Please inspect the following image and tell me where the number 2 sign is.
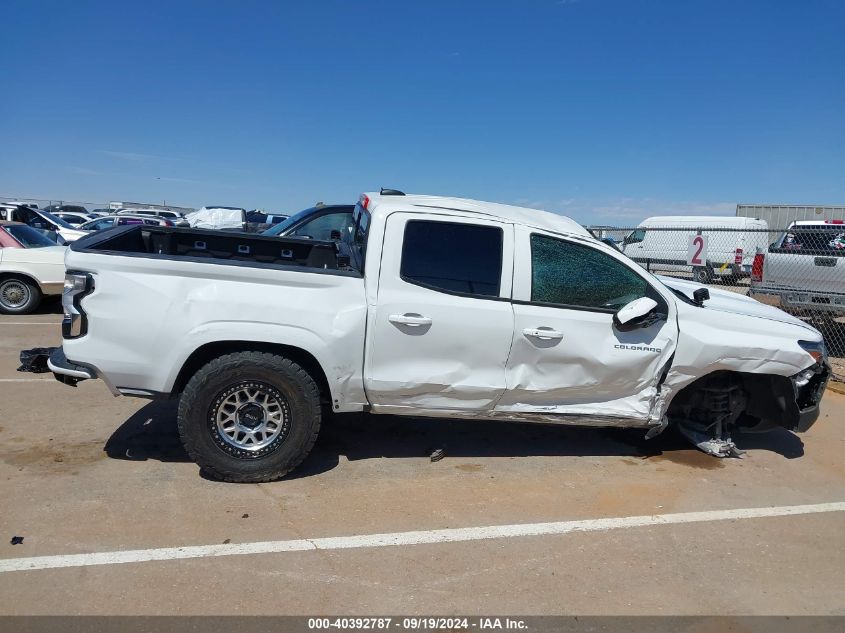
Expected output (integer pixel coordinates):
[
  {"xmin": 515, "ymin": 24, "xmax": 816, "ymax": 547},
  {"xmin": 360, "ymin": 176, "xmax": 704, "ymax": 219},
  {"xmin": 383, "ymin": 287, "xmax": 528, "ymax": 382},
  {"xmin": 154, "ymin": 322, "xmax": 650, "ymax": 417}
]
[{"xmin": 687, "ymin": 234, "xmax": 708, "ymax": 265}]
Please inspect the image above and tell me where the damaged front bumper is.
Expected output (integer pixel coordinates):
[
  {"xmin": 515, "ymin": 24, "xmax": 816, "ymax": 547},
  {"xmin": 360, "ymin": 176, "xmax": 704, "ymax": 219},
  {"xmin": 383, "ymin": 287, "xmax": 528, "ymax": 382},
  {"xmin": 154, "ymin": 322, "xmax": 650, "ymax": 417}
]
[
  {"xmin": 790, "ymin": 361, "xmax": 831, "ymax": 433},
  {"xmin": 674, "ymin": 361, "xmax": 831, "ymax": 458}
]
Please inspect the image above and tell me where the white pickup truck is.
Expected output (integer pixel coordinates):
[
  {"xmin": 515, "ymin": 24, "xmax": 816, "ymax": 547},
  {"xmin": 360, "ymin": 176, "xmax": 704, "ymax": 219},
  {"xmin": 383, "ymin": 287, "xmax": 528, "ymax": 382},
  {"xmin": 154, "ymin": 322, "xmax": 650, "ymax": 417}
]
[
  {"xmin": 750, "ymin": 220, "xmax": 845, "ymax": 320},
  {"xmin": 47, "ymin": 191, "xmax": 830, "ymax": 481}
]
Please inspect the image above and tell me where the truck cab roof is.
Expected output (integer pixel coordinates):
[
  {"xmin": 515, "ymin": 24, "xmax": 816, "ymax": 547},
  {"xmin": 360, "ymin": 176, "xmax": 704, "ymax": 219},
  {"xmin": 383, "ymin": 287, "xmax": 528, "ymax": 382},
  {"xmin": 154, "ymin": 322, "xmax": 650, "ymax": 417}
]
[{"xmin": 362, "ymin": 192, "xmax": 592, "ymax": 239}]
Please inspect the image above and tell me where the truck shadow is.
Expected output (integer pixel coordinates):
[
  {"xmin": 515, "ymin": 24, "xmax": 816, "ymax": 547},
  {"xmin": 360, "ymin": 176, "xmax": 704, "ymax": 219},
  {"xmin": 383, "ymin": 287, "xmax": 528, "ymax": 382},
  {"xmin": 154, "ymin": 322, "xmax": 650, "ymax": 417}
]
[
  {"xmin": 31, "ymin": 296, "xmax": 63, "ymax": 315},
  {"xmin": 104, "ymin": 402, "xmax": 805, "ymax": 478}
]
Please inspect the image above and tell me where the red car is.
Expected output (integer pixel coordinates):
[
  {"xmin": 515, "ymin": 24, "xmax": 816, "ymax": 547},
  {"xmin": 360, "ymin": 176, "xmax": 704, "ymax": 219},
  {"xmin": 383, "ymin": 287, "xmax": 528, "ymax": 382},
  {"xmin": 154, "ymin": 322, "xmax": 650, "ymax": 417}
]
[{"xmin": 0, "ymin": 221, "xmax": 59, "ymax": 249}]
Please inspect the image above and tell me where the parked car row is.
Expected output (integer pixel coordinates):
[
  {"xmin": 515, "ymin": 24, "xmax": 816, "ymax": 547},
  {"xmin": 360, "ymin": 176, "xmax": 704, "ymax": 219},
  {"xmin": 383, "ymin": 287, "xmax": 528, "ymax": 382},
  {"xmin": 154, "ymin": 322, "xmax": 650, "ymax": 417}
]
[
  {"xmin": 0, "ymin": 203, "xmax": 88, "ymax": 242},
  {"xmin": 0, "ymin": 199, "xmax": 346, "ymax": 314},
  {"xmin": 80, "ymin": 215, "xmax": 176, "ymax": 231},
  {"xmin": 3, "ymin": 201, "xmax": 298, "ymax": 233}
]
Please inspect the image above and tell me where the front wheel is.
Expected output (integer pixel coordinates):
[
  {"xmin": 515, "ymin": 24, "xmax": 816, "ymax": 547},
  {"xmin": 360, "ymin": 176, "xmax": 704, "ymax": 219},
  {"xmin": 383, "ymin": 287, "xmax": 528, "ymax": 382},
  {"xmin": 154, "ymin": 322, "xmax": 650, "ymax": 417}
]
[
  {"xmin": 177, "ymin": 351, "xmax": 321, "ymax": 482},
  {"xmin": 0, "ymin": 276, "xmax": 42, "ymax": 314}
]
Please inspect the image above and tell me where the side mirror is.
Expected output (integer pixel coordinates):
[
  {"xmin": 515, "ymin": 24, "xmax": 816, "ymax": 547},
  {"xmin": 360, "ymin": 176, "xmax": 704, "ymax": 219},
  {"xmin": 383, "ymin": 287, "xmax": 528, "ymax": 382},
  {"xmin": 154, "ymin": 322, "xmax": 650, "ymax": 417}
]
[
  {"xmin": 693, "ymin": 287, "xmax": 710, "ymax": 306},
  {"xmin": 613, "ymin": 297, "xmax": 661, "ymax": 331}
]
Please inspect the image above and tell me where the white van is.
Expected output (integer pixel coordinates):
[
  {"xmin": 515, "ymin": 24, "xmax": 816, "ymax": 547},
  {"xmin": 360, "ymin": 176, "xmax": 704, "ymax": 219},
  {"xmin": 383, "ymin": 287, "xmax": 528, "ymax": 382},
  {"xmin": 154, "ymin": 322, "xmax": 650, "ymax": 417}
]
[{"xmin": 621, "ymin": 216, "xmax": 770, "ymax": 283}]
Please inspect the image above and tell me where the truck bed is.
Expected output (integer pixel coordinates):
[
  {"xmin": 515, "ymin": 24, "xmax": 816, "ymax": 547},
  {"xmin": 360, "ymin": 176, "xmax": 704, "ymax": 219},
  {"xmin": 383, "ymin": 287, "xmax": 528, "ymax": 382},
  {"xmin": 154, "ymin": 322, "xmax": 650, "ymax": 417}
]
[{"xmin": 70, "ymin": 225, "xmax": 342, "ymax": 271}]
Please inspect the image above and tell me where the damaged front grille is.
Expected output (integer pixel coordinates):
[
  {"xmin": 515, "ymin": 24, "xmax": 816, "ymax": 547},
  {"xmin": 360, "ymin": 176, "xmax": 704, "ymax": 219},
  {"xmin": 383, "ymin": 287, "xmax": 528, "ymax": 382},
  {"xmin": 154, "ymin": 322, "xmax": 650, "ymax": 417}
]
[{"xmin": 793, "ymin": 363, "xmax": 829, "ymax": 411}]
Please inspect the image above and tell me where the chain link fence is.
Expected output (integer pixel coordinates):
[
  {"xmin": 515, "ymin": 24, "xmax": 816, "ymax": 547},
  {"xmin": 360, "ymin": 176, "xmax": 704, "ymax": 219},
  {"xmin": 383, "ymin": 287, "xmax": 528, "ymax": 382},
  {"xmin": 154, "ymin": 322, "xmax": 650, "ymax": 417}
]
[
  {"xmin": 588, "ymin": 224, "xmax": 845, "ymax": 381},
  {"xmin": 0, "ymin": 196, "xmax": 195, "ymax": 215},
  {"xmin": 0, "ymin": 196, "xmax": 110, "ymax": 212}
]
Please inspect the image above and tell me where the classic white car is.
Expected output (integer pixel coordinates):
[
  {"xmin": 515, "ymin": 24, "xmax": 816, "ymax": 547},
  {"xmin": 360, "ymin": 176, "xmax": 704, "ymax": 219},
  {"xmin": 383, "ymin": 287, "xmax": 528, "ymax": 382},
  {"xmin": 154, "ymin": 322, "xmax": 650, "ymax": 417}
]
[{"xmin": 0, "ymin": 221, "xmax": 66, "ymax": 314}]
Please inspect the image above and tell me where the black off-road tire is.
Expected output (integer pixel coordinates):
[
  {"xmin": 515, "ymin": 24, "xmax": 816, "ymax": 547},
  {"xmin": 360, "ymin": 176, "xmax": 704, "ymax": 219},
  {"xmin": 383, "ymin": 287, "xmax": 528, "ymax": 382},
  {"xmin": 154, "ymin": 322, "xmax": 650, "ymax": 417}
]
[
  {"xmin": 177, "ymin": 351, "xmax": 321, "ymax": 482},
  {"xmin": 0, "ymin": 275, "xmax": 42, "ymax": 314}
]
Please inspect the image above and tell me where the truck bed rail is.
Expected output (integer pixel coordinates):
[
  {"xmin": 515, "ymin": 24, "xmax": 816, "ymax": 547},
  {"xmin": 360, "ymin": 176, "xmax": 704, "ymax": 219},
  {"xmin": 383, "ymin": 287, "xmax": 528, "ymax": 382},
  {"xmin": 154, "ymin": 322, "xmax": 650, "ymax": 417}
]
[{"xmin": 70, "ymin": 225, "xmax": 343, "ymax": 271}]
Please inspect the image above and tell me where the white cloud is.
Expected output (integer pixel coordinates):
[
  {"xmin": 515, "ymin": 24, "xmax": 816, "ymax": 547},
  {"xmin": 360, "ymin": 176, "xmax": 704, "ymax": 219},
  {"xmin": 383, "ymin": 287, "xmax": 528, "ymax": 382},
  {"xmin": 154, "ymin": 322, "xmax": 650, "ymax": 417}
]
[
  {"xmin": 156, "ymin": 176, "xmax": 234, "ymax": 188},
  {"xmin": 65, "ymin": 166, "xmax": 109, "ymax": 176},
  {"xmin": 95, "ymin": 150, "xmax": 177, "ymax": 162}
]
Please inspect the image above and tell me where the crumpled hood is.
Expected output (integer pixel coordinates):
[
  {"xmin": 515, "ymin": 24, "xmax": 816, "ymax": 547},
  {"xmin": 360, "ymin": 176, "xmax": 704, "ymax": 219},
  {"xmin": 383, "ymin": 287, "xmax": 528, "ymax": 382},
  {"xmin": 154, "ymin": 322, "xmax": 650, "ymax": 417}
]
[{"xmin": 657, "ymin": 275, "xmax": 819, "ymax": 334}]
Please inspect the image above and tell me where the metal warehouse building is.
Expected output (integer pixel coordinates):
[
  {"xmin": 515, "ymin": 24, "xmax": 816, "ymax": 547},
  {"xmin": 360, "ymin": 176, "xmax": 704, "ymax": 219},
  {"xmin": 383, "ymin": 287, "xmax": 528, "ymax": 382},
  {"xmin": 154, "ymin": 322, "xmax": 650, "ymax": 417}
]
[{"xmin": 736, "ymin": 204, "xmax": 845, "ymax": 228}]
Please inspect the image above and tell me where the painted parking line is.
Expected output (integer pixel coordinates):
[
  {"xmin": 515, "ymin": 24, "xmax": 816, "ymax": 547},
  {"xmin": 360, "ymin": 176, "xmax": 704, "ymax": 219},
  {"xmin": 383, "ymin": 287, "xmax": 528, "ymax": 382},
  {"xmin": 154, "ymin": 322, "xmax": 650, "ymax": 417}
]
[{"xmin": 1, "ymin": 501, "xmax": 843, "ymax": 574}]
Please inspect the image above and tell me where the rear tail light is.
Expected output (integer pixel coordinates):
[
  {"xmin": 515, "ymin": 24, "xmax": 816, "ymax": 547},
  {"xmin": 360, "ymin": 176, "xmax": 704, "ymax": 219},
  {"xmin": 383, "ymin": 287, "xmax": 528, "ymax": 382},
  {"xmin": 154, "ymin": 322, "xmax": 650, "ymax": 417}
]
[
  {"xmin": 359, "ymin": 194, "xmax": 370, "ymax": 210},
  {"xmin": 751, "ymin": 253, "xmax": 764, "ymax": 282},
  {"xmin": 734, "ymin": 248, "xmax": 743, "ymax": 265},
  {"xmin": 62, "ymin": 272, "xmax": 94, "ymax": 338},
  {"xmin": 162, "ymin": 219, "xmax": 174, "ymax": 226}
]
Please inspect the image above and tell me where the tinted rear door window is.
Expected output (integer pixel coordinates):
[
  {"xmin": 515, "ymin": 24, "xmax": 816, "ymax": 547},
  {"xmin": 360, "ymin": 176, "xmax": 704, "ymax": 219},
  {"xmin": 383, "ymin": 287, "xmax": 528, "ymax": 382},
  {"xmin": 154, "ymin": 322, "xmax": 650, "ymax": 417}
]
[{"xmin": 401, "ymin": 220, "xmax": 503, "ymax": 297}]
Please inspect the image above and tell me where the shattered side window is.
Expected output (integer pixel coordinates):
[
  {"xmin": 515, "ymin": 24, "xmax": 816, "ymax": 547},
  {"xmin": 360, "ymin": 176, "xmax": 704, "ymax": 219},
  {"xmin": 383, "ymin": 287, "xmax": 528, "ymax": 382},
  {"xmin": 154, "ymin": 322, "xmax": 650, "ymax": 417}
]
[{"xmin": 531, "ymin": 234, "xmax": 649, "ymax": 311}]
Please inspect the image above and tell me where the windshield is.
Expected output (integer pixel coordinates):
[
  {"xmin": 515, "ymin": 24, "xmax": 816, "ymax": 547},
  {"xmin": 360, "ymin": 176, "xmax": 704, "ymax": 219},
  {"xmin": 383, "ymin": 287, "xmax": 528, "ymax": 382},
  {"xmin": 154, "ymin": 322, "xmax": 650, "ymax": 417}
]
[
  {"xmin": 773, "ymin": 226, "xmax": 845, "ymax": 255},
  {"xmin": 3, "ymin": 224, "xmax": 57, "ymax": 248},
  {"xmin": 38, "ymin": 210, "xmax": 76, "ymax": 230},
  {"xmin": 81, "ymin": 218, "xmax": 113, "ymax": 230},
  {"xmin": 262, "ymin": 207, "xmax": 318, "ymax": 236}
]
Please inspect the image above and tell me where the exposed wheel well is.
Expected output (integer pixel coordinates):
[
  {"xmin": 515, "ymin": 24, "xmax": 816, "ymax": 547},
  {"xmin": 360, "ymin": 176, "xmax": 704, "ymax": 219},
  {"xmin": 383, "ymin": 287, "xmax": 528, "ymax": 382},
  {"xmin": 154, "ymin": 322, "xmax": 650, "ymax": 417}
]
[
  {"xmin": 667, "ymin": 369, "xmax": 796, "ymax": 431},
  {"xmin": 171, "ymin": 341, "xmax": 332, "ymax": 406}
]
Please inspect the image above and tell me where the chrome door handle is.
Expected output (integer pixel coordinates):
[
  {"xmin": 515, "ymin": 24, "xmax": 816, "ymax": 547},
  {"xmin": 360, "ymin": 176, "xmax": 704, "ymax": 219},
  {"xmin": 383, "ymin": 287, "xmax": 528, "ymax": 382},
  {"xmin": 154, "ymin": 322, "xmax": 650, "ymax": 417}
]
[
  {"xmin": 523, "ymin": 327, "xmax": 563, "ymax": 340},
  {"xmin": 389, "ymin": 313, "xmax": 432, "ymax": 326}
]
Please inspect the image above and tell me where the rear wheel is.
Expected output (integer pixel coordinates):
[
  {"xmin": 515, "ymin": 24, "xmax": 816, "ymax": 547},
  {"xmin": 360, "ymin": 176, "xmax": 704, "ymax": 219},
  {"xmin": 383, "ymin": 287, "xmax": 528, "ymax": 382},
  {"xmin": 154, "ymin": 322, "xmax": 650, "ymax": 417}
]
[
  {"xmin": 0, "ymin": 276, "xmax": 42, "ymax": 314},
  {"xmin": 177, "ymin": 351, "xmax": 321, "ymax": 482}
]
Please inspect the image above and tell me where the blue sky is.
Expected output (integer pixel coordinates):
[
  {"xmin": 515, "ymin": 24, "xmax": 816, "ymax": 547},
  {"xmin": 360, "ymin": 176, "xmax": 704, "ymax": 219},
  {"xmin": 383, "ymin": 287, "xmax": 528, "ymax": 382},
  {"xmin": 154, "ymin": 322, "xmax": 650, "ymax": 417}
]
[{"xmin": 1, "ymin": 0, "xmax": 843, "ymax": 224}]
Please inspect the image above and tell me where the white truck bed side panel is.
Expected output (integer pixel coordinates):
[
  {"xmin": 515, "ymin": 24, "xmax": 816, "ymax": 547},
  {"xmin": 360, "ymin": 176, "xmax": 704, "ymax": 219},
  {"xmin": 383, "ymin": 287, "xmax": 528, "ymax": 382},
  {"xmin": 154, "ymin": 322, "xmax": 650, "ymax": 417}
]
[{"xmin": 62, "ymin": 252, "xmax": 368, "ymax": 410}]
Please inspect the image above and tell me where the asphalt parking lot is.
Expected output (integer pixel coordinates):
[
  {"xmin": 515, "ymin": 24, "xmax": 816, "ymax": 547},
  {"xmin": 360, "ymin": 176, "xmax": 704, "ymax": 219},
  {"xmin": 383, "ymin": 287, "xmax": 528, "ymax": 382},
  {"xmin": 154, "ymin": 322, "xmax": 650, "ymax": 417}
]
[{"xmin": 1, "ymin": 305, "xmax": 844, "ymax": 616}]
